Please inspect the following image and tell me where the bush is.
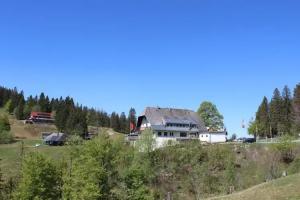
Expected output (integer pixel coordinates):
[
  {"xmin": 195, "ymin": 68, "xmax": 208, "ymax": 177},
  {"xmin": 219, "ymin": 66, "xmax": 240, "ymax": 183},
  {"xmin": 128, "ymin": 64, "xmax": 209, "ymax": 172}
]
[
  {"xmin": 0, "ymin": 114, "xmax": 10, "ymax": 132},
  {"xmin": 287, "ymin": 157, "xmax": 300, "ymax": 174},
  {"xmin": 0, "ymin": 131, "xmax": 13, "ymax": 144},
  {"xmin": 14, "ymin": 153, "xmax": 62, "ymax": 200},
  {"xmin": 272, "ymin": 136, "xmax": 296, "ymax": 164}
]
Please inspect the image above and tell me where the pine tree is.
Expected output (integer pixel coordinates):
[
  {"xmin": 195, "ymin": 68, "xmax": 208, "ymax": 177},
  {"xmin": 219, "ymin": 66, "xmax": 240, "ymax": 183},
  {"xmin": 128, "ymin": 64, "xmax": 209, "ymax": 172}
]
[
  {"xmin": 292, "ymin": 84, "xmax": 300, "ymax": 134},
  {"xmin": 120, "ymin": 112, "xmax": 128, "ymax": 134},
  {"xmin": 269, "ymin": 88, "xmax": 283, "ymax": 136},
  {"xmin": 55, "ymin": 101, "xmax": 69, "ymax": 132},
  {"xmin": 256, "ymin": 97, "xmax": 270, "ymax": 137},
  {"xmin": 281, "ymin": 86, "xmax": 293, "ymax": 135},
  {"xmin": 110, "ymin": 112, "xmax": 121, "ymax": 132},
  {"xmin": 14, "ymin": 96, "xmax": 25, "ymax": 120}
]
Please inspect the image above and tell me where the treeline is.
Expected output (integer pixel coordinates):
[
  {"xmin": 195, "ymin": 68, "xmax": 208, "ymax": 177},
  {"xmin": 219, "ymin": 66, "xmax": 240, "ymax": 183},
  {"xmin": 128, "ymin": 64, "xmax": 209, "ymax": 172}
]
[
  {"xmin": 249, "ymin": 84, "xmax": 300, "ymax": 137},
  {"xmin": 0, "ymin": 86, "xmax": 137, "ymax": 136}
]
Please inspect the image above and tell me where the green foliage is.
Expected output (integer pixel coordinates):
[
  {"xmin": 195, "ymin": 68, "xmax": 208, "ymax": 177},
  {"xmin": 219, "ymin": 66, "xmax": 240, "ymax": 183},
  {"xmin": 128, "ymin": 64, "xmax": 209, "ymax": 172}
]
[
  {"xmin": 197, "ymin": 101, "xmax": 224, "ymax": 131},
  {"xmin": 281, "ymin": 86, "xmax": 293, "ymax": 135},
  {"xmin": 248, "ymin": 119, "xmax": 258, "ymax": 136},
  {"xmin": 66, "ymin": 135, "xmax": 84, "ymax": 146},
  {"xmin": 4, "ymin": 100, "xmax": 12, "ymax": 113},
  {"xmin": 14, "ymin": 96, "xmax": 25, "ymax": 120},
  {"xmin": 0, "ymin": 114, "xmax": 10, "ymax": 132},
  {"xmin": 272, "ymin": 136, "xmax": 296, "ymax": 164},
  {"xmin": 135, "ymin": 129, "xmax": 156, "ymax": 153},
  {"xmin": 269, "ymin": 88, "xmax": 283, "ymax": 136},
  {"xmin": 123, "ymin": 166, "xmax": 154, "ymax": 200},
  {"xmin": 256, "ymin": 97, "xmax": 270, "ymax": 137},
  {"xmin": 14, "ymin": 152, "xmax": 62, "ymax": 200},
  {"xmin": 292, "ymin": 83, "xmax": 300, "ymax": 135},
  {"xmin": 287, "ymin": 157, "xmax": 300, "ymax": 174},
  {"xmin": 63, "ymin": 134, "xmax": 116, "ymax": 200},
  {"xmin": 0, "ymin": 114, "xmax": 13, "ymax": 144}
]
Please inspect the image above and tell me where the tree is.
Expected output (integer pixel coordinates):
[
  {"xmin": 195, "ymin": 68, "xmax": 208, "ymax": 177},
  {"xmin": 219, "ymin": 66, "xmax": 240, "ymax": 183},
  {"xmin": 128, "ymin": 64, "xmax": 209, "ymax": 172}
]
[
  {"xmin": 197, "ymin": 101, "xmax": 224, "ymax": 131},
  {"xmin": 128, "ymin": 108, "xmax": 137, "ymax": 133},
  {"xmin": 269, "ymin": 88, "xmax": 283, "ymax": 136},
  {"xmin": 256, "ymin": 97, "xmax": 270, "ymax": 137},
  {"xmin": 0, "ymin": 114, "xmax": 13, "ymax": 144},
  {"xmin": 248, "ymin": 119, "xmax": 258, "ymax": 137},
  {"xmin": 55, "ymin": 102, "xmax": 69, "ymax": 132},
  {"xmin": 119, "ymin": 112, "xmax": 128, "ymax": 134},
  {"xmin": 135, "ymin": 129, "xmax": 156, "ymax": 153},
  {"xmin": 281, "ymin": 86, "xmax": 293, "ymax": 135},
  {"xmin": 14, "ymin": 96, "xmax": 25, "ymax": 120},
  {"xmin": 63, "ymin": 134, "xmax": 116, "ymax": 200},
  {"xmin": 110, "ymin": 112, "xmax": 121, "ymax": 132},
  {"xmin": 14, "ymin": 153, "xmax": 62, "ymax": 200},
  {"xmin": 38, "ymin": 92, "xmax": 51, "ymax": 112},
  {"xmin": 292, "ymin": 84, "xmax": 300, "ymax": 135}
]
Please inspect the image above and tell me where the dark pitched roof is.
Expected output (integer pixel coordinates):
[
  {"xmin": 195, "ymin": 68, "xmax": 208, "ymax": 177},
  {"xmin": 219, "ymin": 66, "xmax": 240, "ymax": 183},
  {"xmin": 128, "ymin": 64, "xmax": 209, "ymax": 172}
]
[
  {"xmin": 137, "ymin": 107, "xmax": 207, "ymax": 132},
  {"xmin": 44, "ymin": 133, "xmax": 66, "ymax": 142}
]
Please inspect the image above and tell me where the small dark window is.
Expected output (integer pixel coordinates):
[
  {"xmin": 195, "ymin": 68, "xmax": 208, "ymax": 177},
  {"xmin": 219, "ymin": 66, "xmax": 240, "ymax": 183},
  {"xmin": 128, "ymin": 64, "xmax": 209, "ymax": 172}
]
[
  {"xmin": 170, "ymin": 132, "xmax": 174, "ymax": 137},
  {"xmin": 158, "ymin": 132, "xmax": 162, "ymax": 136},
  {"xmin": 164, "ymin": 132, "xmax": 168, "ymax": 137},
  {"xmin": 180, "ymin": 132, "xmax": 187, "ymax": 137}
]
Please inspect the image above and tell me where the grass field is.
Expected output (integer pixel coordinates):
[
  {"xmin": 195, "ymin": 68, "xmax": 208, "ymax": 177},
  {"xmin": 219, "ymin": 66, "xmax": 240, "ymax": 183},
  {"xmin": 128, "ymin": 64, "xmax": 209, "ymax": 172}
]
[
  {"xmin": 0, "ymin": 108, "xmax": 123, "ymax": 179},
  {"xmin": 208, "ymin": 173, "xmax": 300, "ymax": 200},
  {"xmin": 0, "ymin": 139, "xmax": 67, "ymax": 178}
]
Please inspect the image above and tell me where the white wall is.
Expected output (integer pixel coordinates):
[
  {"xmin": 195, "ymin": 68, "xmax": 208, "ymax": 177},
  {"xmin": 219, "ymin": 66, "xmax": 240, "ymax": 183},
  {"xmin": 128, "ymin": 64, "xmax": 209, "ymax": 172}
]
[{"xmin": 199, "ymin": 133, "xmax": 227, "ymax": 143}]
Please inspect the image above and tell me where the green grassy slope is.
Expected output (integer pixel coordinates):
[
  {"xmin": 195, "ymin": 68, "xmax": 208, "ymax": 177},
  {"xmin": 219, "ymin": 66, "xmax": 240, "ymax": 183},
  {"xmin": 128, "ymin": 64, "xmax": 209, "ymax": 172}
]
[
  {"xmin": 0, "ymin": 140, "xmax": 67, "ymax": 178},
  {"xmin": 208, "ymin": 173, "xmax": 300, "ymax": 200}
]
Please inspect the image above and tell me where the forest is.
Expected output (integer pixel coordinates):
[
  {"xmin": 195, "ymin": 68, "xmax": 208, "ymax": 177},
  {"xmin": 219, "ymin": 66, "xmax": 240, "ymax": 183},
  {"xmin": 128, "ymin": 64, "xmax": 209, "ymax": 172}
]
[
  {"xmin": 0, "ymin": 86, "xmax": 136, "ymax": 139},
  {"xmin": 249, "ymin": 83, "xmax": 300, "ymax": 138}
]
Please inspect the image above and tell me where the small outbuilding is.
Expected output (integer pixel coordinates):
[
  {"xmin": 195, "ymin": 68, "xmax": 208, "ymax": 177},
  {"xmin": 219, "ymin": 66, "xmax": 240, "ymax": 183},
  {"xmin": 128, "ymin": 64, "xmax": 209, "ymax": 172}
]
[
  {"xmin": 199, "ymin": 131, "xmax": 227, "ymax": 143},
  {"xmin": 43, "ymin": 133, "xmax": 66, "ymax": 146}
]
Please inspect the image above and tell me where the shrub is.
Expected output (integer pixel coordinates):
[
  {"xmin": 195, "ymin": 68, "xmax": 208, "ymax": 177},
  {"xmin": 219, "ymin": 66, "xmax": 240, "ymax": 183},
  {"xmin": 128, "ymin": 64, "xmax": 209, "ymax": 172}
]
[
  {"xmin": 14, "ymin": 153, "xmax": 62, "ymax": 200},
  {"xmin": 0, "ymin": 131, "xmax": 13, "ymax": 144},
  {"xmin": 272, "ymin": 136, "xmax": 296, "ymax": 164},
  {"xmin": 287, "ymin": 157, "xmax": 300, "ymax": 174}
]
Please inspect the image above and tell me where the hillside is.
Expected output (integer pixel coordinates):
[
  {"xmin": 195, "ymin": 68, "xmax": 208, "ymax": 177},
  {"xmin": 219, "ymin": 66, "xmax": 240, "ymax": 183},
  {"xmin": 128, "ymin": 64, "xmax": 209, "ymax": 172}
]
[{"xmin": 208, "ymin": 173, "xmax": 300, "ymax": 200}]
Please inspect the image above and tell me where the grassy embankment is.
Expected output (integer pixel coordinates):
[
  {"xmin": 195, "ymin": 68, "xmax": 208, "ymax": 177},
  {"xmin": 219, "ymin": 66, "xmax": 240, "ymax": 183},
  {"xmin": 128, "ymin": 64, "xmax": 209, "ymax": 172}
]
[
  {"xmin": 208, "ymin": 173, "xmax": 300, "ymax": 200},
  {"xmin": 0, "ymin": 108, "xmax": 123, "ymax": 178}
]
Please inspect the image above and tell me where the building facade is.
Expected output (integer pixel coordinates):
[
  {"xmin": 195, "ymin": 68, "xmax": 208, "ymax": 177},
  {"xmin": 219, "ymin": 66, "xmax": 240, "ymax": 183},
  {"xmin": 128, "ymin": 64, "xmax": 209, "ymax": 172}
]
[{"xmin": 132, "ymin": 107, "xmax": 208, "ymax": 148}]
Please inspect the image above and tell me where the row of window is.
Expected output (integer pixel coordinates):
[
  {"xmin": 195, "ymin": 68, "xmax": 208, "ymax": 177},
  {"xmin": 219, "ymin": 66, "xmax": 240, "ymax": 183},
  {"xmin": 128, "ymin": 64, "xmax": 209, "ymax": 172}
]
[
  {"xmin": 157, "ymin": 132, "xmax": 174, "ymax": 137},
  {"xmin": 166, "ymin": 123, "xmax": 198, "ymax": 128},
  {"xmin": 157, "ymin": 132, "xmax": 199, "ymax": 137}
]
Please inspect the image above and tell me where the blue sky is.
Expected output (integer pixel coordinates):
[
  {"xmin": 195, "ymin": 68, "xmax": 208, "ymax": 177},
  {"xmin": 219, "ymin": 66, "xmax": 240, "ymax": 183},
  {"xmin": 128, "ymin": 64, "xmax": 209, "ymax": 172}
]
[{"xmin": 1, "ymin": 0, "xmax": 300, "ymax": 136}]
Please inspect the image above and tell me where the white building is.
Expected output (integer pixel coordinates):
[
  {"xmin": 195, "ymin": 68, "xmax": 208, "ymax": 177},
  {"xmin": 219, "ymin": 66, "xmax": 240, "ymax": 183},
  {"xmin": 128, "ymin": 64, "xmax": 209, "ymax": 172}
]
[
  {"xmin": 199, "ymin": 131, "xmax": 227, "ymax": 143},
  {"xmin": 129, "ymin": 107, "xmax": 208, "ymax": 148}
]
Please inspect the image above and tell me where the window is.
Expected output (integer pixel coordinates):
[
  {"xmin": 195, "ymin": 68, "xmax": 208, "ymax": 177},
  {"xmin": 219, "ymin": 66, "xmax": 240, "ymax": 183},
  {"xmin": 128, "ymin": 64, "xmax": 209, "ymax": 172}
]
[
  {"xmin": 180, "ymin": 132, "xmax": 187, "ymax": 137},
  {"xmin": 164, "ymin": 132, "xmax": 168, "ymax": 137},
  {"xmin": 170, "ymin": 132, "xmax": 174, "ymax": 137},
  {"xmin": 158, "ymin": 132, "xmax": 162, "ymax": 137}
]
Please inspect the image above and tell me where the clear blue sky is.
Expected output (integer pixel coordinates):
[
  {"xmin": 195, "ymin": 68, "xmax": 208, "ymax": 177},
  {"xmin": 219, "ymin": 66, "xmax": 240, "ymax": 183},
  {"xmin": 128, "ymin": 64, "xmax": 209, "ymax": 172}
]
[{"xmin": 1, "ymin": 0, "xmax": 300, "ymax": 136}]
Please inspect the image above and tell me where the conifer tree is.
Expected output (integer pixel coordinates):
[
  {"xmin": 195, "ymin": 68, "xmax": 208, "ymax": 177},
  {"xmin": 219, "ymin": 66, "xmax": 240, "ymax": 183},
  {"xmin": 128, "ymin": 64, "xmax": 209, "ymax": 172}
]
[
  {"xmin": 281, "ymin": 86, "xmax": 293, "ymax": 135},
  {"xmin": 14, "ymin": 96, "xmax": 25, "ymax": 120},
  {"xmin": 269, "ymin": 88, "xmax": 283, "ymax": 136},
  {"xmin": 120, "ymin": 112, "xmax": 128, "ymax": 134},
  {"xmin": 256, "ymin": 97, "xmax": 270, "ymax": 137},
  {"xmin": 292, "ymin": 83, "xmax": 300, "ymax": 134}
]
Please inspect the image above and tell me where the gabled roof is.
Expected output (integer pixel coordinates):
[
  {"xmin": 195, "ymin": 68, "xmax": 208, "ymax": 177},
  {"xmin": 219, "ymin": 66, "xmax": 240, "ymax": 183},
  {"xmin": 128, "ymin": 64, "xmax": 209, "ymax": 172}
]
[
  {"xmin": 44, "ymin": 133, "xmax": 66, "ymax": 142},
  {"xmin": 137, "ymin": 107, "xmax": 207, "ymax": 132}
]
